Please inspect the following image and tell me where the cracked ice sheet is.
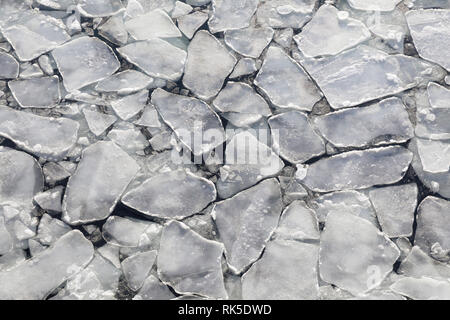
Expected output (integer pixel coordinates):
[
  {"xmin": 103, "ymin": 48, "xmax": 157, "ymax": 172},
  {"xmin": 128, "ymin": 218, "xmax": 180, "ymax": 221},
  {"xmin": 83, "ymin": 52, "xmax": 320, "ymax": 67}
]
[
  {"xmin": 296, "ymin": 45, "xmax": 445, "ymax": 109},
  {"xmin": 406, "ymin": 9, "xmax": 450, "ymax": 71},
  {"xmin": 320, "ymin": 211, "xmax": 400, "ymax": 295},
  {"xmin": 122, "ymin": 169, "xmax": 216, "ymax": 219},
  {"xmin": 0, "ymin": 106, "xmax": 79, "ymax": 160},
  {"xmin": 157, "ymin": 221, "xmax": 227, "ymax": 299},
  {"xmin": 299, "ymin": 146, "xmax": 413, "ymax": 193},
  {"xmin": 212, "ymin": 179, "xmax": 283, "ymax": 273},
  {"xmin": 0, "ymin": 230, "xmax": 93, "ymax": 300},
  {"xmin": 62, "ymin": 141, "xmax": 140, "ymax": 225},
  {"xmin": 208, "ymin": 0, "xmax": 259, "ymax": 33}
]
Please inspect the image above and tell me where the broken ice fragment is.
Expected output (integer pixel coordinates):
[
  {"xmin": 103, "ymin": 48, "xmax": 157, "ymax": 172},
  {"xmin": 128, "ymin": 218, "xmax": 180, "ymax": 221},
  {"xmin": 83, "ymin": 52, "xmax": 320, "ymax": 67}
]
[
  {"xmin": 125, "ymin": 9, "xmax": 181, "ymax": 40},
  {"xmin": 415, "ymin": 83, "xmax": 450, "ymax": 140},
  {"xmin": 213, "ymin": 82, "xmax": 271, "ymax": 126},
  {"xmin": 212, "ymin": 179, "xmax": 282, "ymax": 273},
  {"xmin": 36, "ymin": 214, "xmax": 71, "ymax": 245},
  {"xmin": 102, "ymin": 216, "xmax": 162, "ymax": 248},
  {"xmin": 62, "ymin": 141, "xmax": 140, "ymax": 225},
  {"xmin": 230, "ymin": 58, "xmax": 258, "ymax": 79},
  {"xmin": 415, "ymin": 196, "xmax": 450, "ymax": 252},
  {"xmin": 320, "ymin": 211, "xmax": 400, "ymax": 295},
  {"xmin": 122, "ymin": 170, "xmax": 216, "ymax": 219},
  {"xmin": 369, "ymin": 184, "xmax": 417, "ymax": 238},
  {"xmin": 256, "ymin": 0, "xmax": 316, "ymax": 28},
  {"xmin": 2, "ymin": 11, "xmax": 70, "ymax": 61},
  {"xmin": 134, "ymin": 105, "xmax": 161, "ymax": 128},
  {"xmin": 118, "ymin": 39, "xmax": 186, "ymax": 82},
  {"xmin": 0, "ymin": 52, "xmax": 19, "ymax": 79},
  {"xmin": 269, "ymin": 111, "xmax": 325, "ymax": 163},
  {"xmin": 177, "ymin": 11, "xmax": 208, "ymax": 39},
  {"xmin": 391, "ymin": 277, "xmax": 450, "ymax": 300},
  {"xmin": 0, "ymin": 217, "xmax": 12, "ymax": 255},
  {"xmin": 300, "ymin": 146, "xmax": 413, "ymax": 192},
  {"xmin": 406, "ymin": 9, "xmax": 450, "ymax": 71},
  {"xmin": 96, "ymin": 70, "xmax": 155, "ymax": 95},
  {"xmin": 416, "ymin": 139, "xmax": 450, "ymax": 173},
  {"xmin": 122, "ymin": 250, "xmax": 157, "ymax": 291},
  {"xmin": 8, "ymin": 76, "xmax": 60, "ymax": 108},
  {"xmin": 0, "ymin": 106, "xmax": 79, "ymax": 160},
  {"xmin": 82, "ymin": 106, "xmax": 117, "ymax": 136},
  {"xmin": 183, "ymin": 31, "xmax": 237, "ymax": 100},
  {"xmin": 77, "ymin": 0, "xmax": 125, "ymax": 17},
  {"xmin": 0, "ymin": 230, "xmax": 93, "ymax": 300},
  {"xmin": 242, "ymin": 239, "xmax": 319, "ymax": 299},
  {"xmin": 157, "ymin": 221, "xmax": 227, "ymax": 299},
  {"xmin": 110, "ymin": 90, "xmax": 148, "ymax": 121},
  {"xmin": 151, "ymin": 89, "xmax": 225, "ymax": 156},
  {"xmin": 314, "ymin": 97, "xmax": 414, "ymax": 148},
  {"xmin": 298, "ymin": 45, "xmax": 444, "ymax": 109},
  {"xmin": 172, "ymin": 1, "xmax": 193, "ymax": 18},
  {"xmin": 33, "ymin": 186, "xmax": 64, "ymax": 214},
  {"xmin": 216, "ymin": 132, "xmax": 284, "ymax": 199},
  {"xmin": 134, "ymin": 275, "xmax": 176, "ymax": 300},
  {"xmin": 107, "ymin": 122, "xmax": 150, "ymax": 154},
  {"xmin": 294, "ymin": 5, "xmax": 370, "ymax": 57},
  {"xmin": 275, "ymin": 201, "xmax": 319, "ymax": 241},
  {"xmin": 0, "ymin": 147, "xmax": 43, "ymax": 208},
  {"xmin": 52, "ymin": 36, "xmax": 120, "ymax": 92},
  {"xmin": 224, "ymin": 27, "xmax": 274, "ymax": 58},
  {"xmin": 347, "ymin": 0, "xmax": 402, "ymax": 11},
  {"xmin": 255, "ymin": 46, "xmax": 322, "ymax": 111},
  {"xmin": 398, "ymin": 246, "xmax": 450, "ymax": 280},
  {"xmin": 97, "ymin": 15, "xmax": 128, "ymax": 46},
  {"xmin": 208, "ymin": 0, "xmax": 258, "ymax": 33}
]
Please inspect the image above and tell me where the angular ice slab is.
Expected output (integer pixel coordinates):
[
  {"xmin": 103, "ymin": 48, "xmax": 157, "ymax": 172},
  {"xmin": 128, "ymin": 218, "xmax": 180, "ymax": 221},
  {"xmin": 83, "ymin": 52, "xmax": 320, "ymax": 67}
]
[
  {"xmin": 294, "ymin": 5, "xmax": 370, "ymax": 58},
  {"xmin": 77, "ymin": 0, "xmax": 125, "ymax": 18},
  {"xmin": 415, "ymin": 83, "xmax": 450, "ymax": 140},
  {"xmin": 62, "ymin": 141, "xmax": 140, "ymax": 225},
  {"xmin": 134, "ymin": 275, "xmax": 176, "ymax": 300},
  {"xmin": 224, "ymin": 27, "xmax": 274, "ymax": 58},
  {"xmin": 212, "ymin": 82, "xmax": 271, "ymax": 126},
  {"xmin": 256, "ymin": 0, "xmax": 316, "ymax": 28},
  {"xmin": 118, "ymin": 39, "xmax": 186, "ymax": 81},
  {"xmin": 310, "ymin": 190, "xmax": 378, "ymax": 226},
  {"xmin": 102, "ymin": 216, "xmax": 162, "ymax": 248},
  {"xmin": 242, "ymin": 239, "xmax": 319, "ymax": 299},
  {"xmin": 0, "ymin": 52, "xmax": 19, "ymax": 79},
  {"xmin": 8, "ymin": 76, "xmax": 61, "ymax": 108},
  {"xmin": 216, "ymin": 132, "xmax": 284, "ymax": 199},
  {"xmin": 298, "ymin": 45, "xmax": 443, "ymax": 109},
  {"xmin": 82, "ymin": 106, "xmax": 117, "ymax": 136},
  {"xmin": 52, "ymin": 37, "xmax": 120, "ymax": 92},
  {"xmin": 415, "ymin": 196, "xmax": 450, "ymax": 252},
  {"xmin": 212, "ymin": 179, "xmax": 282, "ymax": 273},
  {"xmin": 398, "ymin": 246, "xmax": 450, "ymax": 280},
  {"xmin": 320, "ymin": 211, "xmax": 400, "ymax": 295},
  {"xmin": 0, "ymin": 230, "xmax": 93, "ymax": 300},
  {"xmin": 177, "ymin": 11, "xmax": 209, "ymax": 39},
  {"xmin": 151, "ymin": 89, "xmax": 225, "ymax": 156},
  {"xmin": 125, "ymin": 9, "xmax": 181, "ymax": 40},
  {"xmin": 157, "ymin": 221, "xmax": 227, "ymax": 299},
  {"xmin": 347, "ymin": 0, "xmax": 402, "ymax": 11},
  {"xmin": 0, "ymin": 106, "xmax": 79, "ymax": 160},
  {"xmin": 208, "ymin": 0, "xmax": 258, "ymax": 33},
  {"xmin": 110, "ymin": 90, "xmax": 148, "ymax": 121},
  {"xmin": 95, "ymin": 70, "xmax": 155, "ymax": 95},
  {"xmin": 122, "ymin": 250, "xmax": 157, "ymax": 291},
  {"xmin": 183, "ymin": 31, "xmax": 237, "ymax": 100},
  {"xmin": 269, "ymin": 111, "xmax": 325, "ymax": 163},
  {"xmin": 406, "ymin": 9, "xmax": 450, "ymax": 71},
  {"xmin": 255, "ymin": 46, "xmax": 322, "ymax": 111},
  {"xmin": 275, "ymin": 201, "xmax": 319, "ymax": 241},
  {"xmin": 122, "ymin": 169, "xmax": 216, "ymax": 219},
  {"xmin": 416, "ymin": 139, "xmax": 450, "ymax": 173},
  {"xmin": 0, "ymin": 147, "xmax": 43, "ymax": 208},
  {"xmin": 391, "ymin": 277, "xmax": 450, "ymax": 300},
  {"xmin": 299, "ymin": 146, "xmax": 413, "ymax": 192},
  {"xmin": 369, "ymin": 184, "xmax": 418, "ymax": 238},
  {"xmin": 314, "ymin": 97, "xmax": 414, "ymax": 148},
  {"xmin": 1, "ymin": 11, "xmax": 70, "ymax": 61}
]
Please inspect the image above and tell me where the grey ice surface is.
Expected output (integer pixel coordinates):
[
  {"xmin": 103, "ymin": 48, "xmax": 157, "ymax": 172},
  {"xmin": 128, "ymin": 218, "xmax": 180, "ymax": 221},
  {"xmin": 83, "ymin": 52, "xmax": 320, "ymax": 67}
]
[{"xmin": 0, "ymin": 0, "xmax": 449, "ymax": 301}]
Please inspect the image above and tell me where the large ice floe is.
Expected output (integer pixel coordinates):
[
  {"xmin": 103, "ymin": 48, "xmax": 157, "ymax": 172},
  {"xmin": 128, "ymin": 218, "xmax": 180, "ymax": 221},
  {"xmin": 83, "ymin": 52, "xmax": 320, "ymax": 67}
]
[{"xmin": 0, "ymin": 0, "xmax": 449, "ymax": 301}]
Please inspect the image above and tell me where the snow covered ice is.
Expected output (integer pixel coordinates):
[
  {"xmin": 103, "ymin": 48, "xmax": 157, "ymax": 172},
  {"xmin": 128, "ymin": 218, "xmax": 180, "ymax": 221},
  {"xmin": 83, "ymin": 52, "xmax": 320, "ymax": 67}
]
[{"xmin": 0, "ymin": 0, "xmax": 449, "ymax": 301}]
